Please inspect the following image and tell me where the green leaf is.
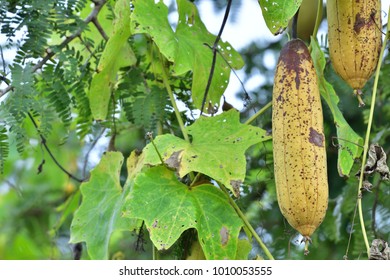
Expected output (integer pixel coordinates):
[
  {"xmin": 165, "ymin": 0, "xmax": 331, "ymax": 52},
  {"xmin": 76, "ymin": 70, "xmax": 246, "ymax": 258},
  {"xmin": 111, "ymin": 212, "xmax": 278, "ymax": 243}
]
[
  {"xmin": 311, "ymin": 39, "xmax": 363, "ymax": 177},
  {"xmin": 235, "ymin": 239, "xmax": 253, "ymax": 260},
  {"xmin": 131, "ymin": 0, "xmax": 176, "ymax": 61},
  {"xmin": 258, "ymin": 0, "xmax": 303, "ymax": 35},
  {"xmin": 131, "ymin": 0, "xmax": 244, "ymax": 111},
  {"xmin": 144, "ymin": 110, "xmax": 271, "ymax": 196},
  {"xmin": 88, "ymin": 0, "xmax": 136, "ymax": 120},
  {"xmin": 50, "ymin": 191, "xmax": 81, "ymax": 237},
  {"xmin": 70, "ymin": 151, "xmax": 139, "ymax": 259},
  {"xmin": 124, "ymin": 166, "xmax": 243, "ymax": 260}
]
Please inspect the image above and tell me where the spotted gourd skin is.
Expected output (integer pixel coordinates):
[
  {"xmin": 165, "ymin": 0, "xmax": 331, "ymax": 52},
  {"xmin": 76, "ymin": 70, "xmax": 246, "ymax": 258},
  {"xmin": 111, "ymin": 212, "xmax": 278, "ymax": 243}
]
[
  {"xmin": 327, "ymin": 0, "xmax": 382, "ymax": 91},
  {"xmin": 272, "ymin": 39, "xmax": 328, "ymax": 238}
]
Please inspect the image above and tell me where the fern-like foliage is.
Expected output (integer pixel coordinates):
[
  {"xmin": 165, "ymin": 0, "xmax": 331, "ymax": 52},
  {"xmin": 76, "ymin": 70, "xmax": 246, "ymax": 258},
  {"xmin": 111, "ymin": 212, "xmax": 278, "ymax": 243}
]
[
  {"xmin": 38, "ymin": 63, "xmax": 72, "ymax": 128},
  {"xmin": 71, "ymin": 79, "xmax": 93, "ymax": 138},
  {"xmin": 1, "ymin": 0, "xmax": 86, "ymax": 59},
  {"xmin": 0, "ymin": 0, "xmax": 98, "ymax": 158},
  {"xmin": 132, "ymin": 85, "xmax": 169, "ymax": 131},
  {"xmin": 1, "ymin": 64, "xmax": 35, "ymax": 152},
  {"xmin": 119, "ymin": 67, "xmax": 170, "ymax": 132},
  {"xmin": 0, "ymin": 125, "xmax": 9, "ymax": 174}
]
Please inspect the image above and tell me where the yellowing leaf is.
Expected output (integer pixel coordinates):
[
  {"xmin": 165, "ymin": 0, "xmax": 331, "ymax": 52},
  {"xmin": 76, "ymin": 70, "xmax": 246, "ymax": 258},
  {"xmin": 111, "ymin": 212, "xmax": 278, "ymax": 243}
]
[
  {"xmin": 88, "ymin": 0, "xmax": 136, "ymax": 120},
  {"xmin": 143, "ymin": 110, "xmax": 271, "ymax": 196}
]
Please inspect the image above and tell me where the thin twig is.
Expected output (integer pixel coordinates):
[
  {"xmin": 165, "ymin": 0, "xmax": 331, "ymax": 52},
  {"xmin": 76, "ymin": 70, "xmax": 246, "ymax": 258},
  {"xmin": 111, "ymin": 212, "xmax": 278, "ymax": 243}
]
[
  {"xmin": 146, "ymin": 132, "xmax": 164, "ymax": 165},
  {"xmin": 28, "ymin": 112, "xmax": 84, "ymax": 183},
  {"xmin": 200, "ymin": 0, "xmax": 232, "ymax": 114},
  {"xmin": 77, "ymin": 35, "xmax": 100, "ymax": 60},
  {"xmin": 0, "ymin": 0, "xmax": 108, "ymax": 99},
  {"xmin": 5, "ymin": 179, "xmax": 22, "ymax": 197},
  {"xmin": 92, "ymin": 17, "xmax": 109, "ymax": 41}
]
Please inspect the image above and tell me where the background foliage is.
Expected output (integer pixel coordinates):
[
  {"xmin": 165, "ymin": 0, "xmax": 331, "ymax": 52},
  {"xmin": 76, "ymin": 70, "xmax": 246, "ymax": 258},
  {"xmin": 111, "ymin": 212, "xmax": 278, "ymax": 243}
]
[{"xmin": 0, "ymin": 0, "xmax": 389, "ymax": 260}]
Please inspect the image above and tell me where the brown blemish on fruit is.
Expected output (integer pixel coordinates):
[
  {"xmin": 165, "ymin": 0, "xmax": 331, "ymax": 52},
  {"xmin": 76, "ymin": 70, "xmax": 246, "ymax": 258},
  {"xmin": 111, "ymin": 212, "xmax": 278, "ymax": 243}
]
[
  {"xmin": 354, "ymin": 13, "xmax": 364, "ymax": 33},
  {"xmin": 309, "ymin": 127, "xmax": 324, "ymax": 147},
  {"xmin": 278, "ymin": 40, "xmax": 311, "ymax": 90},
  {"xmin": 354, "ymin": 10, "xmax": 375, "ymax": 34}
]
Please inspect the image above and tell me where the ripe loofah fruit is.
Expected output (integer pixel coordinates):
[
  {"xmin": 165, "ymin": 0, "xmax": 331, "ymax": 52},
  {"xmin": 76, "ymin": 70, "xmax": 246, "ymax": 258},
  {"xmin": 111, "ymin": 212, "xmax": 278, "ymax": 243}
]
[
  {"xmin": 272, "ymin": 39, "xmax": 329, "ymax": 254},
  {"xmin": 327, "ymin": 0, "xmax": 382, "ymax": 106}
]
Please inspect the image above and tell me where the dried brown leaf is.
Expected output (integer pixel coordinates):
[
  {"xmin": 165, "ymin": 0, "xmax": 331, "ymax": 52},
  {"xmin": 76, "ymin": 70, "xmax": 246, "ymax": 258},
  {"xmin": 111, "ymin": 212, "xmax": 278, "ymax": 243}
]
[
  {"xmin": 369, "ymin": 239, "xmax": 390, "ymax": 260},
  {"xmin": 356, "ymin": 144, "xmax": 390, "ymax": 180}
]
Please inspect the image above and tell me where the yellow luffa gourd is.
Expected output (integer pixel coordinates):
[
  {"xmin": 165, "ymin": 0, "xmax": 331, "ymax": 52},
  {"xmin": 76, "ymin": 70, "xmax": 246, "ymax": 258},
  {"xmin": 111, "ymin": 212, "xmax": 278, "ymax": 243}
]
[
  {"xmin": 327, "ymin": 0, "xmax": 382, "ymax": 106},
  {"xmin": 272, "ymin": 39, "xmax": 329, "ymax": 254}
]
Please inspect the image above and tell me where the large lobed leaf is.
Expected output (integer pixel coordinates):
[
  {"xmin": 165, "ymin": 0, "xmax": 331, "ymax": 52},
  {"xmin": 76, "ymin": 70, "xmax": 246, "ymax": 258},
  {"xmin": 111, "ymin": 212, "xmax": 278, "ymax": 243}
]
[
  {"xmin": 311, "ymin": 39, "xmax": 363, "ymax": 177},
  {"xmin": 131, "ymin": 0, "xmax": 244, "ymax": 111},
  {"xmin": 70, "ymin": 151, "xmax": 140, "ymax": 259},
  {"xmin": 123, "ymin": 165, "xmax": 243, "ymax": 260},
  {"xmin": 258, "ymin": 0, "xmax": 303, "ymax": 35},
  {"xmin": 143, "ymin": 110, "xmax": 271, "ymax": 196}
]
